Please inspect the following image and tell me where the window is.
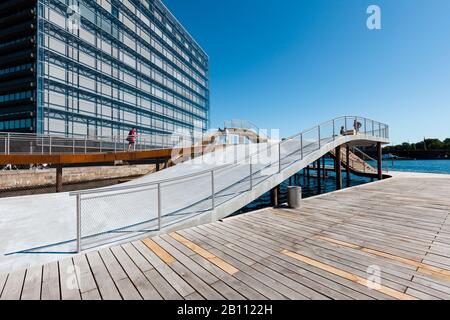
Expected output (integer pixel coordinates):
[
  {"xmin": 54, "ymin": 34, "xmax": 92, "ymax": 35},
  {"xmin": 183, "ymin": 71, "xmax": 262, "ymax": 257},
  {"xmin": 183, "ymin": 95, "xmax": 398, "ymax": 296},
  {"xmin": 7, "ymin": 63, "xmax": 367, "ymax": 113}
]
[
  {"xmin": 49, "ymin": 118, "xmax": 66, "ymax": 133},
  {"xmin": 0, "ymin": 91, "xmax": 33, "ymax": 103},
  {"xmin": 47, "ymin": 8, "xmax": 66, "ymax": 29}
]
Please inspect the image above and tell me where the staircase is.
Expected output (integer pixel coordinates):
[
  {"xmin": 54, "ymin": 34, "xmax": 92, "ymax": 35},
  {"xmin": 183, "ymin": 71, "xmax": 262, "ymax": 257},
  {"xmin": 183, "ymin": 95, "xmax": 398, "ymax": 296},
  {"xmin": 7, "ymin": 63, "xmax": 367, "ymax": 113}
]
[{"xmin": 330, "ymin": 146, "xmax": 378, "ymax": 176}]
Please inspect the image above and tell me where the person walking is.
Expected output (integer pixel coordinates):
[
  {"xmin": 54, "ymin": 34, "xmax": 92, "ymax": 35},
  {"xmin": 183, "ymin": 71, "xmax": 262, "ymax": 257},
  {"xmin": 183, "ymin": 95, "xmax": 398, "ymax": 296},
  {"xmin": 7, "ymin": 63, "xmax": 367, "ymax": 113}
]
[
  {"xmin": 127, "ymin": 128, "xmax": 136, "ymax": 151},
  {"xmin": 353, "ymin": 119, "xmax": 362, "ymax": 133}
]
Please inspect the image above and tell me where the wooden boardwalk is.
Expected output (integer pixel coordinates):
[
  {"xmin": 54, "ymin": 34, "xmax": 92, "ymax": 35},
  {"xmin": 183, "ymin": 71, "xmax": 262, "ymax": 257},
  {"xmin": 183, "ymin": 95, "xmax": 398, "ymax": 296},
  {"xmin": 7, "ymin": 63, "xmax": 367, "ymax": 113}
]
[{"xmin": 1, "ymin": 172, "xmax": 450, "ymax": 300}]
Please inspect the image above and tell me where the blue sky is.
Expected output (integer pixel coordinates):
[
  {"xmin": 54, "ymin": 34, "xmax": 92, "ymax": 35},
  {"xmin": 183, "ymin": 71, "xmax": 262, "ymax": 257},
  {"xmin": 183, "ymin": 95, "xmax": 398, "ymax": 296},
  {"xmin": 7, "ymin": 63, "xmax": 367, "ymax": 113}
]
[{"xmin": 163, "ymin": 0, "xmax": 450, "ymax": 145}]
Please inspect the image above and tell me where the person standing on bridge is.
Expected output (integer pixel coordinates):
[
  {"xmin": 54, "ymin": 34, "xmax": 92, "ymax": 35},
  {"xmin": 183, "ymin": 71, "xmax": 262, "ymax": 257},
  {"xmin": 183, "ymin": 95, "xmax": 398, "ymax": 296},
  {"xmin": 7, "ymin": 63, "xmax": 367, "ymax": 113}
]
[
  {"xmin": 127, "ymin": 128, "xmax": 136, "ymax": 151},
  {"xmin": 353, "ymin": 119, "xmax": 362, "ymax": 133}
]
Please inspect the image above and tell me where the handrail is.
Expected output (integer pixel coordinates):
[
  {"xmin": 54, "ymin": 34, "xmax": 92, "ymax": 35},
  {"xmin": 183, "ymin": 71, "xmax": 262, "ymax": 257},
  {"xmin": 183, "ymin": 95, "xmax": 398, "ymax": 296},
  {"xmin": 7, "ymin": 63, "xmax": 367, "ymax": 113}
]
[
  {"xmin": 0, "ymin": 130, "xmax": 200, "ymax": 155},
  {"xmin": 223, "ymin": 119, "xmax": 269, "ymax": 141},
  {"xmin": 351, "ymin": 146, "xmax": 377, "ymax": 163},
  {"xmin": 70, "ymin": 116, "xmax": 388, "ymax": 197}
]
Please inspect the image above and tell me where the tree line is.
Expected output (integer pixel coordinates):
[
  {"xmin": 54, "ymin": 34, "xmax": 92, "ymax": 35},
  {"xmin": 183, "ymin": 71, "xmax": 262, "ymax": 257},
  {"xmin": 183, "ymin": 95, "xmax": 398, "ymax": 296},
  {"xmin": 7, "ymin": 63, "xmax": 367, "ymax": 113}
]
[{"xmin": 384, "ymin": 138, "xmax": 450, "ymax": 153}]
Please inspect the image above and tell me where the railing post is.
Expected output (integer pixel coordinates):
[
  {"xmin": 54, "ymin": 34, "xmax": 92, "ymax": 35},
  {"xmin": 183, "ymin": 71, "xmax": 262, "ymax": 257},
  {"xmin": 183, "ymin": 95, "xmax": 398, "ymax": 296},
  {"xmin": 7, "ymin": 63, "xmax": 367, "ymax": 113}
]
[
  {"xmin": 372, "ymin": 120, "xmax": 375, "ymax": 136},
  {"xmin": 114, "ymin": 137, "xmax": 117, "ymax": 153},
  {"xmin": 157, "ymin": 183, "xmax": 162, "ymax": 231},
  {"xmin": 49, "ymin": 136, "xmax": 52, "ymax": 155},
  {"xmin": 211, "ymin": 170, "xmax": 215, "ymax": 210},
  {"xmin": 332, "ymin": 119, "xmax": 335, "ymax": 140},
  {"xmin": 344, "ymin": 116, "xmax": 347, "ymax": 131},
  {"xmin": 76, "ymin": 194, "xmax": 81, "ymax": 253},
  {"xmin": 300, "ymin": 133, "xmax": 303, "ymax": 159},
  {"xmin": 249, "ymin": 156, "xmax": 253, "ymax": 191},
  {"xmin": 318, "ymin": 125, "xmax": 321, "ymax": 149},
  {"xmin": 100, "ymin": 139, "xmax": 103, "ymax": 153},
  {"xmin": 6, "ymin": 133, "xmax": 10, "ymax": 155},
  {"xmin": 364, "ymin": 118, "xmax": 367, "ymax": 134},
  {"xmin": 278, "ymin": 142, "xmax": 282, "ymax": 173},
  {"xmin": 72, "ymin": 137, "xmax": 75, "ymax": 154},
  {"xmin": 84, "ymin": 137, "xmax": 87, "ymax": 154}
]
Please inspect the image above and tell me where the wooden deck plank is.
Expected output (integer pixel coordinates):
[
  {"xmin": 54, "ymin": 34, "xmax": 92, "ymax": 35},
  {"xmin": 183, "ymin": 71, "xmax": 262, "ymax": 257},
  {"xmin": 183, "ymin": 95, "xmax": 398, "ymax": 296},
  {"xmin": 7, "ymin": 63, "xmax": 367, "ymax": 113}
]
[
  {"xmin": 58, "ymin": 258, "xmax": 81, "ymax": 300},
  {"xmin": 86, "ymin": 251, "xmax": 122, "ymax": 300},
  {"xmin": 143, "ymin": 269, "xmax": 183, "ymax": 300},
  {"xmin": 169, "ymin": 232, "xmax": 239, "ymax": 275},
  {"xmin": 72, "ymin": 254, "xmax": 99, "ymax": 296},
  {"xmin": 184, "ymin": 291, "xmax": 205, "ymax": 300},
  {"xmin": 21, "ymin": 265, "xmax": 42, "ymax": 300},
  {"xmin": 131, "ymin": 240, "xmax": 195, "ymax": 298},
  {"xmin": 98, "ymin": 248, "xmax": 129, "ymax": 282},
  {"xmin": 142, "ymin": 238, "xmax": 176, "ymax": 264},
  {"xmin": 0, "ymin": 273, "xmax": 8, "ymax": 298},
  {"xmin": 82, "ymin": 289, "xmax": 102, "ymax": 300},
  {"xmin": 97, "ymin": 248, "xmax": 142, "ymax": 299},
  {"xmin": 41, "ymin": 261, "xmax": 60, "ymax": 300},
  {"xmin": 281, "ymin": 250, "xmax": 416, "ymax": 300},
  {"xmin": 152, "ymin": 236, "xmax": 219, "ymax": 285},
  {"xmin": 110, "ymin": 246, "xmax": 162, "ymax": 300},
  {"xmin": 0, "ymin": 269, "xmax": 25, "ymax": 300},
  {"xmin": 115, "ymin": 278, "xmax": 142, "ymax": 300}
]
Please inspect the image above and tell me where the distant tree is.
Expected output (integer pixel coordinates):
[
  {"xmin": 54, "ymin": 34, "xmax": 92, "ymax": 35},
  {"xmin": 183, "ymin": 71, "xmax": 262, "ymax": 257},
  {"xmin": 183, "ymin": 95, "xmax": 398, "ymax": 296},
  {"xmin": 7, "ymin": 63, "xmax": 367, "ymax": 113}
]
[
  {"xmin": 401, "ymin": 142, "xmax": 410, "ymax": 151},
  {"xmin": 426, "ymin": 139, "xmax": 444, "ymax": 150},
  {"xmin": 444, "ymin": 138, "xmax": 450, "ymax": 148}
]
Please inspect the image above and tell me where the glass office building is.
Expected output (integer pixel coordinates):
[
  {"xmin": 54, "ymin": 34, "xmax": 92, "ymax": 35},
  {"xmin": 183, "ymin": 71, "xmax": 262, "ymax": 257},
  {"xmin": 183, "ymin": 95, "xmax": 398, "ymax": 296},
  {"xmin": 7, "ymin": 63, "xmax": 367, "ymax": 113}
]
[{"xmin": 0, "ymin": 0, "xmax": 209, "ymax": 146}]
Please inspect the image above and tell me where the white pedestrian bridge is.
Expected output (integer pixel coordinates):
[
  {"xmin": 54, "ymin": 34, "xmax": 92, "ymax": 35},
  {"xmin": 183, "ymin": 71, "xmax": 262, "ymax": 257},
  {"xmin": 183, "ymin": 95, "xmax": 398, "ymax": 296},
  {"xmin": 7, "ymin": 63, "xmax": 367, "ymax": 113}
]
[{"xmin": 0, "ymin": 116, "xmax": 389, "ymax": 272}]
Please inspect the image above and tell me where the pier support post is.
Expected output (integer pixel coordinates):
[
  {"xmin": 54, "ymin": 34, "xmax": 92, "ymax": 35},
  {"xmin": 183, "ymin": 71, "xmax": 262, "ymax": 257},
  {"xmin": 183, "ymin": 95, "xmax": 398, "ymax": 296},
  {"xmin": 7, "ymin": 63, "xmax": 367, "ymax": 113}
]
[
  {"xmin": 317, "ymin": 159, "xmax": 321, "ymax": 191},
  {"xmin": 270, "ymin": 186, "xmax": 280, "ymax": 207},
  {"xmin": 335, "ymin": 146, "xmax": 342, "ymax": 190},
  {"xmin": 346, "ymin": 145, "xmax": 351, "ymax": 181},
  {"xmin": 156, "ymin": 160, "xmax": 160, "ymax": 172},
  {"xmin": 322, "ymin": 157, "xmax": 326, "ymax": 179},
  {"xmin": 56, "ymin": 164, "xmax": 63, "ymax": 193},
  {"xmin": 377, "ymin": 142, "xmax": 383, "ymax": 180}
]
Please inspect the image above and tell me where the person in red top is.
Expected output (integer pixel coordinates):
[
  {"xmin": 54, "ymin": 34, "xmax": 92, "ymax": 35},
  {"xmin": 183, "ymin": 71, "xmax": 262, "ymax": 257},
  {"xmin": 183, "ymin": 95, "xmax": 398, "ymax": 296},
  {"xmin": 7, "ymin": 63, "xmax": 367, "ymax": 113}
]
[{"xmin": 127, "ymin": 128, "xmax": 136, "ymax": 151}]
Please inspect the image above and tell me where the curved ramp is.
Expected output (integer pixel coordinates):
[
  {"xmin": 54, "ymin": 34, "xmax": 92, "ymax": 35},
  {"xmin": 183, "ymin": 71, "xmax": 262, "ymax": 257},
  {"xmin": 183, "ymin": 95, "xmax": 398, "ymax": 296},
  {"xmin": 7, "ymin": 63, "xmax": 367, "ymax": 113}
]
[{"xmin": 0, "ymin": 116, "xmax": 389, "ymax": 258}]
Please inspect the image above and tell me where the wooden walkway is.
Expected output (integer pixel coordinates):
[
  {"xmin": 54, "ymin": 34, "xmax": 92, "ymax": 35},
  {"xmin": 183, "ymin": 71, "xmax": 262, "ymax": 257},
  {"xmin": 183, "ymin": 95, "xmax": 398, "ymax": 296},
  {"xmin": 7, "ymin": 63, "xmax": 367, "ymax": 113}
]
[{"xmin": 1, "ymin": 172, "xmax": 450, "ymax": 300}]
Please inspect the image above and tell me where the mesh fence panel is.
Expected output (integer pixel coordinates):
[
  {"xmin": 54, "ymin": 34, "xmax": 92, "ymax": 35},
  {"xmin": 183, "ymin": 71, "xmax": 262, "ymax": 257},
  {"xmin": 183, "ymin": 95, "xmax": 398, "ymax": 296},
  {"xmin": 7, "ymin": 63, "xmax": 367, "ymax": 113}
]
[{"xmin": 80, "ymin": 185, "xmax": 158, "ymax": 249}]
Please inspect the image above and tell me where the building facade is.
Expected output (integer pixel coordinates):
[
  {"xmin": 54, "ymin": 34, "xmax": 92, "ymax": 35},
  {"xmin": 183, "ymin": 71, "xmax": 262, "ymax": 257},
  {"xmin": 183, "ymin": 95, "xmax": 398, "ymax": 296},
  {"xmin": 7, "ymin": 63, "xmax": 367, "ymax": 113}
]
[{"xmin": 0, "ymin": 0, "xmax": 209, "ymax": 146}]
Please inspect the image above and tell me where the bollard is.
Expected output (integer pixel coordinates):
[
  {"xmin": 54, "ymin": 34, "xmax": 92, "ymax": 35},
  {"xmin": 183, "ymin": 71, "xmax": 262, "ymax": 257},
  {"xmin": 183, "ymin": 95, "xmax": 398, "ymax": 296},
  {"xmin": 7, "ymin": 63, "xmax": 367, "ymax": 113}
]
[{"xmin": 287, "ymin": 186, "xmax": 302, "ymax": 209}]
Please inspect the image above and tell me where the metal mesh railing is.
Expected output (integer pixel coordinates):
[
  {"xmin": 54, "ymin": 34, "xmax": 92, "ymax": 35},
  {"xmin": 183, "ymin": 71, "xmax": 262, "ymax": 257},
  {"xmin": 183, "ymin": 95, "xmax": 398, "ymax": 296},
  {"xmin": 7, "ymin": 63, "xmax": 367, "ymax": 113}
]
[
  {"xmin": 71, "ymin": 116, "xmax": 389, "ymax": 251},
  {"xmin": 223, "ymin": 119, "xmax": 269, "ymax": 141},
  {"xmin": 0, "ymin": 131, "xmax": 201, "ymax": 156}
]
